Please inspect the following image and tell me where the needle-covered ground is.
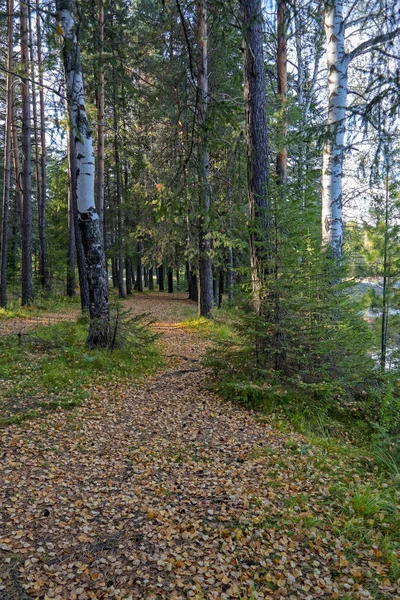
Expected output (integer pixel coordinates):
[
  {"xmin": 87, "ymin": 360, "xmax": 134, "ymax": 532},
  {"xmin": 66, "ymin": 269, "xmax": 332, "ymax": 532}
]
[{"xmin": 0, "ymin": 293, "xmax": 399, "ymax": 600}]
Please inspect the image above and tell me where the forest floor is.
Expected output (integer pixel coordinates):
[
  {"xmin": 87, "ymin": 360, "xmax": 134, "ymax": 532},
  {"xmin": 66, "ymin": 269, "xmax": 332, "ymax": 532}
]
[{"xmin": 0, "ymin": 293, "xmax": 399, "ymax": 600}]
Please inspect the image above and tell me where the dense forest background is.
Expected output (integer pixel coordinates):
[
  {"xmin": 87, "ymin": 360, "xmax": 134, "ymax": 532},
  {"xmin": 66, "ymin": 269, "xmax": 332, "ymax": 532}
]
[{"xmin": 1, "ymin": 0, "xmax": 400, "ymax": 438}]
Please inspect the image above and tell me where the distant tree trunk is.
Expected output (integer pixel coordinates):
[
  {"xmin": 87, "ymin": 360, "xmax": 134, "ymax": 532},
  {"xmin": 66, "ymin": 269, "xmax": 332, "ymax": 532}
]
[
  {"xmin": 186, "ymin": 262, "xmax": 198, "ymax": 301},
  {"xmin": 0, "ymin": 0, "xmax": 13, "ymax": 307},
  {"xmin": 275, "ymin": 0, "xmax": 288, "ymax": 371},
  {"xmin": 381, "ymin": 168, "xmax": 390, "ymax": 372},
  {"xmin": 20, "ymin": 0, "xmax": 33, "ymax": 305},
  {"xmin": 29, "ymin": 2, "xmax": 49, "ymax": 291},
  {"xmin": 158, "ymin": 264, "xmax": 164, "ymax": 291},
  {"xmin": 227, "ymin": 248, "xmax": 234, "ymax": 301},
  {"xmin": 218, "ymin": 269, "xmax": 224, "ymax": 307},
  {"xmin": 112, "ymin": 65, "xmax": 125, "ymax": 299},
  {"xmin": 57, "ymin": 0, "xmax": 110, "ymax": 348},
  {"xmin": 36, "ymin": 0, "xmax": 49, "ymax": 289},
  {"xmin": 11, "ymin": 84, "xmax": 23, "ymax": 228},
  {"xmin": 276, "ymin": 0, "xmax": 287, "ymax": 187},
  {"xmin": 67, "ymin": 131, "xmax": 76, "ymax": 297},
  {"xmin": 68, "ymin": 126, "xmax": 89, "ymax": 309},
  {"xmin": 240, "ymin": 0, "xmax": 271, "ymax": 314},
  {"xmin": 168, "ymin": 268, "xmax": 173, "ymax": 293},
  {"xmin": 197, "ymin": 0, "xmax": 213, "ymax": 318},
  {"xmin": 148, "ymin": 266, "xmax": 154, "ymax": 290},
  {"xmin": 96, "ymin": 0, "xmax": 105, "ymax": 239},
  {"xmin": 143, "ymin": 267, "xmax": 148, "ymax": 288},
  {"xmin": 213, "ymin": 275, "xmax": 217, "ymax": 305},
  {"xmin": 112, "ymin": 256, "xmax": 118, "ymax": 288},
  {"xmin": 176, "ymin": 268, "xmax": 180, "ymax": 286},
  {"xmin": 135, "ymin": 242, "xmax": 143, "ymax": 292},
  {"xmin": 126, "ymin": 259, "xmax": 132, "ymax": 295},
  {"xmin": 129, "ymin": 263, "xmax": 135, "ymax": 289}
]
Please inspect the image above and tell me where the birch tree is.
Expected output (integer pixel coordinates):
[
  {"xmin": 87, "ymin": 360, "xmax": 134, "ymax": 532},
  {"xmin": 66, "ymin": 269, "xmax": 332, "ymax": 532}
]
[
  {"xmin": 56, "ymin": 0, "xmax": 110, "ymax": 348},
  {"xmin": 322, "ymin": 0, "xmax": 400, "ymax": 261}
]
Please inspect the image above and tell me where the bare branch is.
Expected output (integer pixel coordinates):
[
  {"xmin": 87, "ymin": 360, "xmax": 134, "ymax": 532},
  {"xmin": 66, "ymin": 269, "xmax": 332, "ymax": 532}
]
[{"xmin": 346, "ymin": 27, "xmax": 400, "ymax": 65}]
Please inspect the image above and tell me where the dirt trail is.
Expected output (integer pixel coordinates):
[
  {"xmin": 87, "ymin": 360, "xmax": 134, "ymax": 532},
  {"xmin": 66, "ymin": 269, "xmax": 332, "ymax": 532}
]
[{"xmin": 0, "ymin": 294, "xmax": 398, "ymax": 600}]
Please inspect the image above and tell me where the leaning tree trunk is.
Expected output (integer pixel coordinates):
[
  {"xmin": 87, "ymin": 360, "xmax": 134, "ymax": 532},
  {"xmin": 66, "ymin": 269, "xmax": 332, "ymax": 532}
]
[
  {"xmin": 240, "ymin": 0, "xmax": 271, "ymax": 314},
  {"xmin": 57, "ymin": 0, "xmax": 110, "ymax": 348},
  {"xmin": 20, "ymin": 0, "xmax": 34, "ymax": 305},
  {"xmin": 0, "ymin": 0, "xmax": 13, "ymax": 307},
  {"xmin": 321, "ymin": 0, "xmax": 346, "ymax": 262},
  {"xmin": 197, "ymin": 0, "xmax": 214, "ymax": 318}
]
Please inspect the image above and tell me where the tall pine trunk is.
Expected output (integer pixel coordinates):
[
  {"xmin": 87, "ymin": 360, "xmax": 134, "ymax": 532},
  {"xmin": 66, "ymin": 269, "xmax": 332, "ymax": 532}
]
[
  {"xmin": 20, "ymin": 0, "xmax": 34, "ymax": 305},
  {"xmin": 57, "ymin": 0, "xmax": 110, "ymax": 348},
  {"xmin": 197, "ymin": 0, "xmax": 213, "ymax": 318},
  {"xmin": 0, "ymin": 0, "xmax": 13, "ymax": 307},
  {"xmin": 276, "ymin": 0, "xmax": 287, "ymax": 187},
  {"xmin": 11, "ymin": 84, "xmax": 23, "ymax": 228},
  {"xmin": 240, "ymin": 0, "xmax": 271, "ymax": 314},
  {"xmin": 112, "ymin": 65, "xmax": 125, "ymax": 299},
  {"xmin": 35, "ymin": 0, "xmax": 50, "ymax": 289}
]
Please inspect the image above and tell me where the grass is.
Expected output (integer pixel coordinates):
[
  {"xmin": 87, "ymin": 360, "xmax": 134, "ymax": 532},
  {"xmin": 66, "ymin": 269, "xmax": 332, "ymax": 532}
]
[{"xmin": 0, "ymin": 315, "xmax": 163, "ymax": 426}]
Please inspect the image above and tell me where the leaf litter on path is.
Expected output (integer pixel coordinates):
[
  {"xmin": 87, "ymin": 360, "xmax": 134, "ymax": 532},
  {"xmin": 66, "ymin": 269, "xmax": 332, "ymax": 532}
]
[{"xmin": 0, "ymin": 293, "xmax": 399, "ymax": 599}]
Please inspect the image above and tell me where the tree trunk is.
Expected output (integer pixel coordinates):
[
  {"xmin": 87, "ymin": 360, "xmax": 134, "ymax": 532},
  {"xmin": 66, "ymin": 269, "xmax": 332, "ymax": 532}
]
[
  {"xmin": 168, "ymin": 268, "xmax": 173, "ymax": 293},
  {"xmin": 321, "ymin": 0, "xmax": 346, "ymax": 261},
  {"xmin": 381, "ymin": 169, "xmax": 390, "ymax": 372},
  {"xmin": 112, "ymin": 63, "xmax": 125, "ymax": 299},
  {"xmin": 240, "ymin": 0, "xmax": 271, "ymax": 314},
  {"xmin": 143, "ymin": 267, "xmax": 148, "ymax": 288},
  {"xmin": 276, "ymin": 0, "xmax": 288, "ymax": 187},
  {"xmin": 20, "ymin": 0, "xmax": 33, "ymax": 305},
  {"xmin": 158, "ymin": 265, "xmax": 164, "ymax": 291},
  {"xmin": 67, "ymin": 128, "xmax": 76, "ymax": 297},
  {"xmin": 11, "ymin": 84, "xmax": 23, "ymax": 229},
  {"xmin": 148, "ymin": 266, "xmax": 154, "ymax": 290},
  {"xmin": 218, "ymin": 269, "xmax": 224, "ymax": 308},
  {"xmin": 187, "ymin": 262, "xmax": 198, "ymax": 302},
  {"xmin": 197, "ymin": 0, "xmax": 214, "ymax": 318},
  {"xmin": 36, "ymin": 0, "xmax": 49, "ymax": 290},
  {"xmin": 0, "ymin": 0, "xmax": 13, "ymax": 307},
  {"xmin": 126, "ymin": 259, "xmax": 132, "ymax": 295},
  {"xmin": 96, "ymin": 0, "xmax": 105, "ymax": 240},
  {"xmin": 29, "ymin": 2, "xmax": 49, "ymax": 291},
  {"xmin": 68, "ymin": 126, "xmax": 89, "ymax": 309},
  {"xmin": 112, "ymin": 256, "xmax": 118, "ymax": 288},
  {"xmin": 135, "ymin": 242, "xmax": 143, "ymax": 292},
  {"xmin": 57, "ymin": 0, "xmax": 110, "ymax": 348}
]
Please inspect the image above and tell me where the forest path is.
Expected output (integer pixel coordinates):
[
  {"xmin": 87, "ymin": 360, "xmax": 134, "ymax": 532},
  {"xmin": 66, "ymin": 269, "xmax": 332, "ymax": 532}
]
[{"xmin": 0, "ymin": 293, "xmax": 398, "ymax": 600}]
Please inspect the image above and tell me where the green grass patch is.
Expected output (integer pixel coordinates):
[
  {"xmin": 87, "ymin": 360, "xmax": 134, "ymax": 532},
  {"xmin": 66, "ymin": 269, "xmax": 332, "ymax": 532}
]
[{"xmin": 0, "ymin": 316, "xmax": 163, "ymax": 425}]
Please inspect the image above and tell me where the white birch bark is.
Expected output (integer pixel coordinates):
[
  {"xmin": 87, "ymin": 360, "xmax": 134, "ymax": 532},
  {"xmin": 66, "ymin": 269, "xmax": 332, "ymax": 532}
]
[
  {"xmin": 57, "ymin": 0, "xmax": 110, "ymax": 348},
  {"xmin": 321, "ymin": 0, "xmax": 346, "ymax": 261},
  {"xmin": 322, "ymin": 0, "xmax": 400, "ymax": 261}
]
